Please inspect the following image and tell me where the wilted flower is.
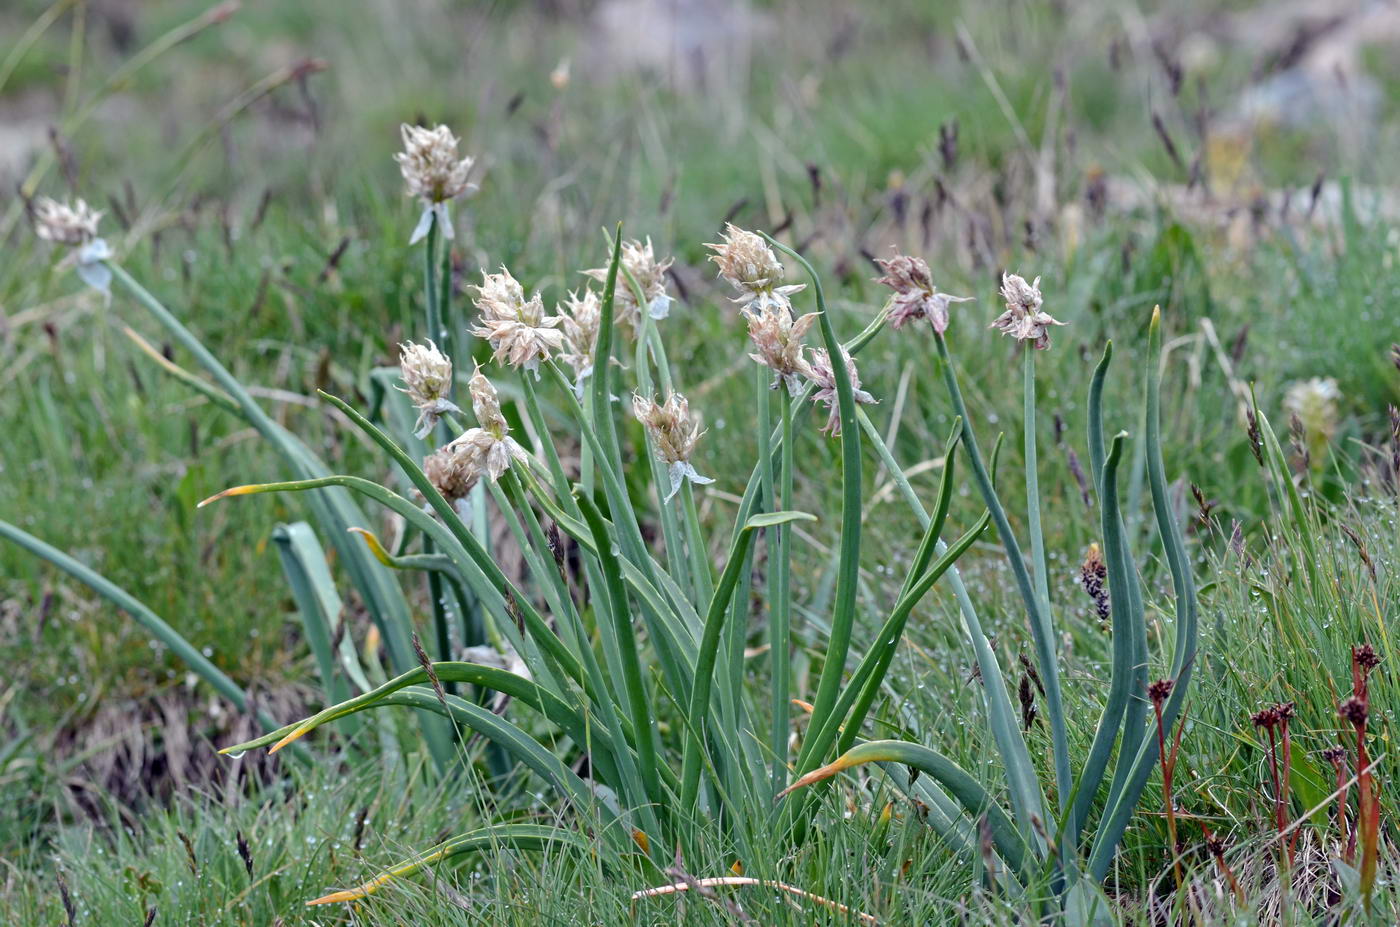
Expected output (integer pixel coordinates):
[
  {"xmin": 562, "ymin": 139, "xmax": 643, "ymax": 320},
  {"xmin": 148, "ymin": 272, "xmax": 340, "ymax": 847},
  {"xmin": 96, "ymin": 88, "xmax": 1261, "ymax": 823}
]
[
  {"xmin": 583, "ymin": 237, "xmax": 674, "ymax": 332},
  {"xmin": 423, "ymin": 444, "xmax": 478, "ymax": 506},
  {"xmin": 398, "ymin": 340, "xmax": 461, "ymax": 438},
  {"xmin": 874, "ymin": 251, "xmax": 973, "ymax": 333},
  {"xmin": 435, "ymin": 367, "xmax": 529, "ymax": 487},
  {"xmin": 470, "ymin": 267, "xmax": 566, "ymax": 375},
  {"xmin": 705, "ymin": 223, "xmax": 805, "ymax": 314},
  {"xmin": 632, "ymin": 392, "xmax": 713, "ymax": 502},
  {"xmin": 1283, "ymin": 377, "xmax": 1340, "ymax": 461},
  {"xmin": 394, "ymin": 123, "xmax": 477, "ymax": 243},
  {"xmin": 32, "ymin": 197, "xmax": 112, "ymax": 293},
  {"xmin": 991, "ymin": 272, "xmax": 1063, "ymax": 350},
  {"xmin": 558, "ymin": 288, "xmax": 602, "ymax": 388},
  {"xmin": 748, "ymin": 303, "xmax": 818, "ymax": 393},
  {"xmin": 806, "ymin": 347, "xmax": 875, "ymax": 436}
]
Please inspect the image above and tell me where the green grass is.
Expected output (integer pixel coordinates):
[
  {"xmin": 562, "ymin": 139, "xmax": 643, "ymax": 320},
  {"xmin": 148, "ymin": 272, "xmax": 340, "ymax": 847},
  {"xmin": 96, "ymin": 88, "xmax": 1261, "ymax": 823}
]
[{"xmin": 4, "ymin": 0, "xmax": 1400, "ymax": 923}]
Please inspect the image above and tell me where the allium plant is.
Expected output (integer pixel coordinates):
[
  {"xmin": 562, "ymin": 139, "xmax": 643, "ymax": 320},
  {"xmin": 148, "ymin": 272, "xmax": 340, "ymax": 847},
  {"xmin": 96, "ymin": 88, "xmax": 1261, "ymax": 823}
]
[
  {"xmin": 11, "ymin": 162, "xmax": 1199, "ymax": 917},
  {"xmin": 781, "ymin": 253, "xmax": 1200, "ymax": 918}
]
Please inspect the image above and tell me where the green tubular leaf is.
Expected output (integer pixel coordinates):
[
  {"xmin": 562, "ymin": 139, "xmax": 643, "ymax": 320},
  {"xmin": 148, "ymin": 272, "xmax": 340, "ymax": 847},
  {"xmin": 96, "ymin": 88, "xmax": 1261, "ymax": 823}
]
[
  {"xmin": 576, "ymin": 492, "xmax": 664, "ymax": 813},
  {"xmin": 590, "ymin": 225, "xmax": 628, "ymax": 482},
  {"xmin": 349, "ymin": 526, "xmax": 458, "ymax": 576},
  {"xmin": 272, "ymin": 522, "xmax": 353, "ymax": 706},
  {"xmin": 122, "ymin": 325, "xmax": 240, "ymax": 414},
  {"xmin": 779, "ymin": 740, "xmax": 1027, "ymax": 877},
  {"xmin": 819, "ymin": 511, "xmax": 989, "ymax": 762},
  {"xmin": 220, "ymin": 662, "xmax": 647, "ymax": 795},
  {"xmin": 1088, "ymin": 308, "xmax": 1199, "ymax": 880},
  {"xmin": 313, "ymin": 391, "xmax": 589, "ymax": 689},
  {"xmin": 679, "ymin": 512, "xmax": 781, "ymax": 814},
  {"xmin": 306, "ymin": 824, "xmax": 589, "ymax": 905},
  {"xmin": 932, "ymin": 331, "xmax": 1070, "ymax": 819},
  {"xmin": 1069, "ymin": 432, "xmax": 1131, "ymax": 843},
  {"xmin": 831, "ymin": 427, "xmax": 963, "ymax": 757},
  {"xmin": 106, "ymin": 263, "xmax": 449, "ymax": 765},
  {"xmin": 762, "ymin": 235, "xmax": 862, "ymax": 776}
]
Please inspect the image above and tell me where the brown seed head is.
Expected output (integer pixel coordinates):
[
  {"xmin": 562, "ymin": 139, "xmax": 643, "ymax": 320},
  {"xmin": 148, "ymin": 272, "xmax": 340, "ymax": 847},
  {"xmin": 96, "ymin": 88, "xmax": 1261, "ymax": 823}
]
[
  {"xmin": 1250, "ymin": 707, "xmax": 1279, "ymax": 729},
  {"xmin": 1354, "ymin": 643, "xmax": 1381, "ymax": 671},
  {"xmin": 1320, "ymin": 746, "xmax": 1347, "ymax": 766},
  {"xmin": 1274, "ymin": 701, "xmax": 1296, "ymax": 722},
  {"xmin": 1147, "ymin": 678, "xmax": 1175, "ymax": 706},
  {"xmin": 1338, "ymin": 696, "xmax": 1368, "ymax": 727}
]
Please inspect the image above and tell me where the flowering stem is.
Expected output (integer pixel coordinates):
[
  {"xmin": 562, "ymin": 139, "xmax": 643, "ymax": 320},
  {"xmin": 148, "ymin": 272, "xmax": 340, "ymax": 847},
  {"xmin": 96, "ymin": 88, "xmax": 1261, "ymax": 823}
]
[
  {"xmin": 1152, "ymin": 699, "xmax": 1182, "ymax": 890},
  {"xmin": 770, "ymin": 389, "xmax": 794, "ymax": 795},
  {"xmin": 933, "ymin": 331, "xmax": 1068, "ymax": 821},
  {"xmin": 1023, "ymin": 346, "xmax": 1052, "ymax": 624}
]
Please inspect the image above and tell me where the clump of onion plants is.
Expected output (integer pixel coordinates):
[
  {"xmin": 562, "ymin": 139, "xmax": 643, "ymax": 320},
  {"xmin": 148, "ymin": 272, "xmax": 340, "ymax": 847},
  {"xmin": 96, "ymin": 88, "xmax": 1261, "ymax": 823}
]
[
  {"xmin": 13, "ymin": 120, "xmax": 1198, "ymax": 920},
  {"xmin": 779, "ymin": 255, "xmax": 1199, "ymax": 919}
]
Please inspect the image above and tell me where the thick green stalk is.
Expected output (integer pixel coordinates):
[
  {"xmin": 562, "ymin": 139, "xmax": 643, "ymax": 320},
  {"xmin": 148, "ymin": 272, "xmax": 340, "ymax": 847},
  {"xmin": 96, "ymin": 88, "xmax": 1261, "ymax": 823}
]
[
  {"xmin": 933, "ymin": 331, "xmax": 1066, "ymax": 818},
  {"xmin": 769, "ymin": 392, "xmax": 795, "ymax": 794},
  {"xmin": 851, "ymin": 407, "xmax": 1047, "ymax": 853},
  {"xmin": 576, "ymin": 493, "xmax": 664, "ymax": 814},
  {"xmin": 762, "ymin": 236, "xmax": 862, "ymax": 775},
  {"xmin": 1088, "ymin": 309, "xmax": 1198, "ymax": 880}
]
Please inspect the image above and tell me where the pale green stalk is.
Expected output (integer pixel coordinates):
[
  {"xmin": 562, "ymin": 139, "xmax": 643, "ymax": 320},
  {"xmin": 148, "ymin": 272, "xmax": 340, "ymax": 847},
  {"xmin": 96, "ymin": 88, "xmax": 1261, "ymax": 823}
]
[{"xmin": 933, "ymin": 330, "xmax": 1066, "ymax": 824}]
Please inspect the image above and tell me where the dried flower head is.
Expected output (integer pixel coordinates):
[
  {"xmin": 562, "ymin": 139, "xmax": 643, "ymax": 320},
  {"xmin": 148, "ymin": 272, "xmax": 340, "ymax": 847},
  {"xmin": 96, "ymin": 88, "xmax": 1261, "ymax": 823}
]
[
  {"xmin": 1273, "ymin": 701, "xmax": 1296, "ymax": 722},
  {"xmin": 398, "ymin": 340, "xmax": 461, "ymax": 438},
  {"xmin": 32, "ymin": 197, "xmax": 113, "ymax": 293},
  {"xmin": 394, "ymin": 123, "xmax": 477, "ymax": 242},
  {"xmin": 632, "ymin": 392, "xmax": 713, "ymax": 502},
  {"xmin": 1353, "ymin": 643, "xmax": 1381, "ymax": 672},
  {"xmin": 1283, "ymin": 377, "xmax": 1340, "ymax": 461},
  {"xmin": 1338, "ymin": 696, "xmax": 1369, "ymax": 727},
  {"xmin": 1321, "ymin": 746, "xmax": 1347, "ymax": 766},
  {"xmin": 34, "ymin": 197, "xmax": 101, "ymax": 246},
  {"xmin": 436, "ymin": 367, "xmax": 529, "ymax": 485},
  {"xmin": 874, "ymin": 251, "xmax": 973, "ymax": 333},
  {"xmin": 704, "ymin": 223, "xmax": 805, "ymax": 314},
  {"xmin": 1250, "ymin": 707, "xmax": 1279, "ymax": 729},
  {"xmin": 748, "ymin": 303, "xmax": 818, "ymax": 393},
  {"xmin": 806, "ymin": 347, "xmax": 876, "ymax": 436},
  {"xmin": 423, "ymin": 443, "xmax": 479, "ymax": 505},
  {"xmin": 583, "ymin": 237, "xmax": 674, "ymax": 333},
  {"xmin": 470, "ymin": 267, "xmax": 566, "ymax": 375},
  {"xmin": 1079, "ymin": 543, "xmax": 1110, "ymax": 624},
  {"xmin": 558, "ymin": 288, "xmax": 603, "ymax": 385},
  {"xmin": 991, "ymin": 272, "xmax": 1064, "ymax": 350},
  {"xmin": 1147, "ymin": 679, "xmax": 1175, "ymax": 706}
]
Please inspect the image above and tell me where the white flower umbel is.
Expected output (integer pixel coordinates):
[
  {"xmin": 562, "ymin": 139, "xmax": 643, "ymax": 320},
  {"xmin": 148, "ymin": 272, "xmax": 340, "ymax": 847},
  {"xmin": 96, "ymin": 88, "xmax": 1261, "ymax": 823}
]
[
  {"xmin": 583, "ymin": 237, "xmax": 675, "ymax": 334},
  {"xmin": 470, "ymin": 267, "xmax": 566, "ymax": 376},
  {"xmin": 874, "ymin": 251, "xmax": 973, "ymax": 333},
  {"xmin": 398, "ymin": 340, "xmax": 461, "ymax": 438},
  {"xmin": 632, "ymin": 392, "xmax": 713, "ymax": 502},
  {"xmin": 990, "ymin": 272, "xmax": 1064, "ymax": 350},
  {"xmin": 747, "ymin": 302, "xmax": 818, "ymax": 394},
  {"xmin": 559, "ymin": 287, "xmax": 602, "ymax": 394},
  {"xmin": 704, "ymin": 223, "xmax": 805, "ymax": 315},
  {"xmin": 394, "ymin": 123, "xmax": 477, "ymax": 244},
  {"xmin": 444, "ymin": 366, "xmax": 530, "ymax": 483},
  {"xmin": 33, "ymin": 197, "xmax": 112, "ymax": 295}
]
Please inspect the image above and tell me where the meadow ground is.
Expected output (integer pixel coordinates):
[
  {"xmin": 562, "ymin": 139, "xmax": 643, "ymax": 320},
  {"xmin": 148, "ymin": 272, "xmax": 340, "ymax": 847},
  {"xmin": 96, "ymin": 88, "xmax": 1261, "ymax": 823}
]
[{"xmin": 3, "ymin": 1, "xmax": 1400, "ymax": 923}]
